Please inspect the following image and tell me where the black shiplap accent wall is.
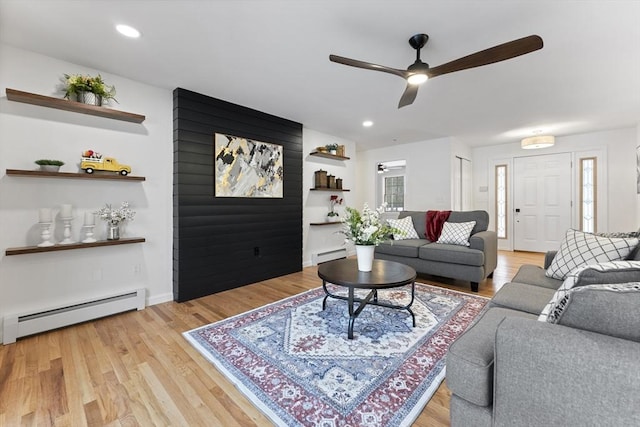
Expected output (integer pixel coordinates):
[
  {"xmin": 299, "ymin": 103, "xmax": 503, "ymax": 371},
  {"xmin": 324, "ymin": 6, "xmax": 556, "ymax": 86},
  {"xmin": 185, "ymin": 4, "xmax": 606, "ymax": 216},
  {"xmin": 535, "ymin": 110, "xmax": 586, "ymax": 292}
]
[{"xmin": 173, "ymin": 88, "xmax": 303, "ymax": 302}]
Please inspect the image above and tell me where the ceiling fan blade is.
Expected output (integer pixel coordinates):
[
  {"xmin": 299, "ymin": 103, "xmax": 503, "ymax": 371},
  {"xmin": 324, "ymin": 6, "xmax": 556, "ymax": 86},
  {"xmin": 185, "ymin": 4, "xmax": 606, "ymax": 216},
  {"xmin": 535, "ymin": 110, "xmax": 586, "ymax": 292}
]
[
  {"xmin": 427, "ymin": 35, "xmax": 543, "ymax": 78},
  {"xmin": 398, "ymin": 84, "xmax": 419, "ymax": 108},
  {"xmin": 329, "ymin": 54, "xmax": 408, "ymax": 79}
]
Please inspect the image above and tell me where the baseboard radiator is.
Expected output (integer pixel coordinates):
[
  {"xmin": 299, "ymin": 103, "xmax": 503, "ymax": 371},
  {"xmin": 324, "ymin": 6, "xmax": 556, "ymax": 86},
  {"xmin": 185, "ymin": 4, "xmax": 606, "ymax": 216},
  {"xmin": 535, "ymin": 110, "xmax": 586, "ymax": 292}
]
[
  {"xmin": 312, "ymin": 248, "xmax": 347, "ymax": 265},
  {"xmin": 3, "ymin": 288, "xmax": 145, "ymax": 344}
]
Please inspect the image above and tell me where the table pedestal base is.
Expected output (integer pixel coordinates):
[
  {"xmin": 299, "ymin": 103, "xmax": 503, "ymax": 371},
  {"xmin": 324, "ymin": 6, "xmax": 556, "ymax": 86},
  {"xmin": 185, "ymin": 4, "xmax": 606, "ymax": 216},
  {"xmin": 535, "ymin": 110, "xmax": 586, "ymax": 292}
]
[{"xmin": 322, "ymin": 281, "xmax": 416, "ymax": 339}]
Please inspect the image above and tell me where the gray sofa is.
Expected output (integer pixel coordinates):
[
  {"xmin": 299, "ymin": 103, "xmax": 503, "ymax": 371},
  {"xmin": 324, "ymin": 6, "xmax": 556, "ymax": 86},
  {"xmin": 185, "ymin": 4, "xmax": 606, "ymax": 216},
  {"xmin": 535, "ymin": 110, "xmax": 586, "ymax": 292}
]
[
  {"xmin": 375, "ymin": 210, "xmax": 497, "ymax": 292},
  {"xmin": 446, "ymin": 250, "xmax": 640, "ymax": 426}
]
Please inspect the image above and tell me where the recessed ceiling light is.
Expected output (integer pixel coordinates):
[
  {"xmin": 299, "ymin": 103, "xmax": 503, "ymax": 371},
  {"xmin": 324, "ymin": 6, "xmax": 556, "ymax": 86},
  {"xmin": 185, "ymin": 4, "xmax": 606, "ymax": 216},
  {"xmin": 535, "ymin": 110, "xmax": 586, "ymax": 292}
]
[
  {"xmin": 116, "ymin": 24, "xmax": 141, "ymax": 38},
  {"xmin": 362, "ymin": 120, "xmax": 373, "ymax": 127}
]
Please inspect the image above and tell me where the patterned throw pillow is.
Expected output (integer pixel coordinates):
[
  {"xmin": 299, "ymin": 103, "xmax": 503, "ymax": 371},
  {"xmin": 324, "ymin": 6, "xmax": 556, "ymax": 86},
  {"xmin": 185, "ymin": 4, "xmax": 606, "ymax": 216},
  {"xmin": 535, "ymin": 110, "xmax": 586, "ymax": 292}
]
[
  {"xmin": 437, "ymin": 221, "xmax": 476, "ymax": 247},
  {"xmin": 538, "ymin": 260, "xmax": 640, "ymax": 321},
  {"xmin": 387, "ymin": 216, "xmax": 419, "ymax": 240},
  {"xmin": 596, "ymin": 231, "xmax": 640, "ymax": 239},
  {"xmin": 545, "ymin": 229, "xmax": 638, "ymax": 280}
]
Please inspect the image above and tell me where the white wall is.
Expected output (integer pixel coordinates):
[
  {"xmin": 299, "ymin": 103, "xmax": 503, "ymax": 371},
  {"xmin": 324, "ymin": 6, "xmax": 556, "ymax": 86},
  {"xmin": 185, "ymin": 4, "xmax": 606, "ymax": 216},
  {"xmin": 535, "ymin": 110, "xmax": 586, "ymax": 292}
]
[
  {"xmin": 637, "ymin": 124, "xmax": 640, "ymax": 222},
  {"xmin": 0, "ymin": 44, "xmax": 173, "ymax": 340},
  {"xmin": 472, "ymin": 127, "xmax": 638, "ymax": 248},
  {"xmin": 302, "ymin": 129, "xmax": 357, "ymax": 266},
  {"xmin": 356, "ymin": 137, "xmax": 457, "ymax": 211}
]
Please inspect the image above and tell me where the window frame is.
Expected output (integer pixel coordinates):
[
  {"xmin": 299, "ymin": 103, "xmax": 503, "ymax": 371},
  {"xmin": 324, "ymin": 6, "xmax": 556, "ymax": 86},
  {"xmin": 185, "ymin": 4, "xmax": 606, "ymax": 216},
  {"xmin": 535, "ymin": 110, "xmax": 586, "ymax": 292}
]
[
  {"xmin": 495, "ymin": 164, "xmax": 508, "ymax": 239},
  {"xmin": 579, "ymin": 156, "xmax": 597, "ymax": 233}
]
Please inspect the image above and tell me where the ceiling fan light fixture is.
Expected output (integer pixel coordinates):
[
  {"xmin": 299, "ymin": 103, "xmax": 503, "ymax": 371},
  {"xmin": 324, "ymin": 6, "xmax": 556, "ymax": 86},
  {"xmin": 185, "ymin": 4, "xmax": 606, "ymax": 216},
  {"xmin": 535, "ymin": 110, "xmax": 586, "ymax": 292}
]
[
  {"xmin": 116, "ymin": 24, "xmax": 141, "ymax": 38},
  {"xmin": 407, "ymin": 73, "xmax": 428, "ymax": 85},
  {"xmin": 521, "ymin": 135, "xmax": 555, "ymax": 149}
]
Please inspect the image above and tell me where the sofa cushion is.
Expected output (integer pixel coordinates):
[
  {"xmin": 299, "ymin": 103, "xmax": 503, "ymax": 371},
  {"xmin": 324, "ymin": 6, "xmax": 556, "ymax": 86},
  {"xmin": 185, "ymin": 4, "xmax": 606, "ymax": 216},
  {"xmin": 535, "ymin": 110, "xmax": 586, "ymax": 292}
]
[
  {"xmin": 437, "ymin": 221, "xmax": 476, "ymax": 247},
  {"xmin": 490, "ymin": 282, "xmax": 556, "ymax": 315},
  {"xmin": 448, "ymin": 210, "xmax": 489, "ymax": 235},
  {"xmin": 539, "ymin": 260, "xmax": 640, "ymax": 321},
  {"xmin": 418, "ymin": 243, "xmax": 484, "ymax": 266},
  {"xmin": 544, "ymin": 282, "xmax": 640, "ymax": 342},
  {"xmin": 511, "ymin": 264, "xmax": 562, "ymax": 290},
  {"xmin": 387, "ymin": 216, "xmax": 419, "ymax": 240},
  {"xmin": 375, "ymin": 239, "xmax": 429, "ymax": 258},
  {"xmin": 446, "ymin": 307, "xmax": 537, "ymax": 407},
  {"xmin": 545, "ymin": 229, "xmax": 638, "ymax": 280}
]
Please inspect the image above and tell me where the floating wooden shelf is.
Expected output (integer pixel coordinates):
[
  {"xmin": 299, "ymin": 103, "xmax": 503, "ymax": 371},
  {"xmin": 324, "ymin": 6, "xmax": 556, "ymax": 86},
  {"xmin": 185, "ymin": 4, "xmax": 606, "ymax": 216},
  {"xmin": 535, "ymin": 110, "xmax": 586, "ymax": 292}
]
[
  {"xmin": 310, "ymin": 222, "xmax": 342, "ymax": 226},
  {"xmin": 310, "ymin": 188, "xmax": 350, "ymax": 192},
  {"xmin": 309, "ymin": 152, "xmax": 350, "ymax": 161},
  {"xmin": 6, "ymin": 169, "xmax": 145, "ymax": 181},
  {"xmin": 6, "ymin": 237, "xmax": 146, "ymax": 256},
  {"xmin": 6, "ymin": 88, "xmax": 146, "ymax": 123}
]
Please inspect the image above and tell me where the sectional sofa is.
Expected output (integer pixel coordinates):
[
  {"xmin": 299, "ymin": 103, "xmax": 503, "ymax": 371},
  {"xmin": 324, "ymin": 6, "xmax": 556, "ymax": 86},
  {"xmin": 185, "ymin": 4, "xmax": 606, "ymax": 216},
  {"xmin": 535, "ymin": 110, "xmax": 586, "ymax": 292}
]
[
  {"xmin": 446, "ymin": 231, "xmax": 640, "ymax": 426},
  {"xmin": 374, "ymin": 210, "xmax": 497, "ymax": 292}
]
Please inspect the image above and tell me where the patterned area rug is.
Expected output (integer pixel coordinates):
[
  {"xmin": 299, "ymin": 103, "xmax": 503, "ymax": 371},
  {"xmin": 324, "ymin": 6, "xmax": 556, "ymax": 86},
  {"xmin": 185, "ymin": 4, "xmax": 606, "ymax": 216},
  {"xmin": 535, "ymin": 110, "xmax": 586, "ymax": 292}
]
[{"xmin": 184, "ymin": 283, "xmax": 488, "ymax": 427}]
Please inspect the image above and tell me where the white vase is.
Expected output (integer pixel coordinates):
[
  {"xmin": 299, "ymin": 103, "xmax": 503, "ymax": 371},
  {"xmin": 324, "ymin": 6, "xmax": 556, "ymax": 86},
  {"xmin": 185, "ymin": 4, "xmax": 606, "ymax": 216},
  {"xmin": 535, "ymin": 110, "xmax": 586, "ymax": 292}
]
[
  {"xmin": 75, "ymin": 91, "xmax": 103, "ymax": 106},
  {"xmin": 355, "ymin": 245, "xmax": 375, "ymax": 272}
]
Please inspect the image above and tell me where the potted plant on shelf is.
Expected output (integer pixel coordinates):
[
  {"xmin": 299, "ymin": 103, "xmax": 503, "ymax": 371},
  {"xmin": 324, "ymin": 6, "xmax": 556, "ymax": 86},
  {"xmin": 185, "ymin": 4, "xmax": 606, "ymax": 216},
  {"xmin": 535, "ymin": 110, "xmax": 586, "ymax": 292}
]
[
  {"xmin": 95, "ymin": 201, "xmax": 136, "ymax": 240},
  {"xmin": 327, "ymin": 195, "xmax": 343, "ymax": 222},
  {"xmin": 35, "ymin": 159, "xmax": 65, "ymax": 172},
  {"xmin": 325, "ymin": 143, "xmax": 339, "ymax": 155},
  {"xmin": 63, "ymin": 73, "xmax": 117, "ymax": 106}
]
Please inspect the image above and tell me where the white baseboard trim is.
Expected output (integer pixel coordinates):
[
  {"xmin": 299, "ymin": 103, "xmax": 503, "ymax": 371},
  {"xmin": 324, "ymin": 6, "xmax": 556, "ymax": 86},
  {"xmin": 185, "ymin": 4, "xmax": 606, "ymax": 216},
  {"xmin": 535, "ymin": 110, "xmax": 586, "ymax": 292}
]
[{"xmin": 147, "ymin": 292, "xmax": 174, "ymax": 306}]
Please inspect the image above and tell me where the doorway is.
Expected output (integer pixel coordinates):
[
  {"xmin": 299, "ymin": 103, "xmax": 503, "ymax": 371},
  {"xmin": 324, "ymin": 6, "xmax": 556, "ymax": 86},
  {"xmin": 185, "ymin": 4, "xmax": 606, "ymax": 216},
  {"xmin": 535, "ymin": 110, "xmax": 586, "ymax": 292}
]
[{"xmin": 513, "ymin": 153, "xmax": 572, "ymax": 252}]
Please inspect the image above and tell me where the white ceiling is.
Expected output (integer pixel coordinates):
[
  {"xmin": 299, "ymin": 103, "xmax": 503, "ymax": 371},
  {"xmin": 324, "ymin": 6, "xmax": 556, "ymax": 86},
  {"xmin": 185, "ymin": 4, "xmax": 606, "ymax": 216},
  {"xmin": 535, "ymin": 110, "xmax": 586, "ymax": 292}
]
[{"xmin": 2, "ymin": 0, "xmax": 639, "ymax": 151}]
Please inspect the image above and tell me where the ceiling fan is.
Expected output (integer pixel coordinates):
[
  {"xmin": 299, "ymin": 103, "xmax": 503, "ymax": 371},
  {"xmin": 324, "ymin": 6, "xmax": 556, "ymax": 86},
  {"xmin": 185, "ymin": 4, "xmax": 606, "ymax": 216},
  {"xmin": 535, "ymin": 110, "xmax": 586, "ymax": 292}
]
[{"xmin": 329, "ymin": 34, "xmax": 543, "ymax": 108}]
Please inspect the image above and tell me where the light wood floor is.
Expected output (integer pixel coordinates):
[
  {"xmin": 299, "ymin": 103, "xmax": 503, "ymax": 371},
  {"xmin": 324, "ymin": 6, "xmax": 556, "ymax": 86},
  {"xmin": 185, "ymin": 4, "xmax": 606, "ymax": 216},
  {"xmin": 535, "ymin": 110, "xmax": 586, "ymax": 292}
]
[{"xmin": 0, "ymin": 250, "xmax": 543, "ymax": 427}]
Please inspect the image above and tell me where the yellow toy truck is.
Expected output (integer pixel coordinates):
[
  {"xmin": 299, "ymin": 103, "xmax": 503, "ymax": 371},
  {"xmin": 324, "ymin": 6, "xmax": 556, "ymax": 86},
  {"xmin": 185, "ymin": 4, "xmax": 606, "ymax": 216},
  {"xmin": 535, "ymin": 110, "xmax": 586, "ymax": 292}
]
[{"xmin": 80, "ymin": 151, "xmax": 132, "ymax": 176}]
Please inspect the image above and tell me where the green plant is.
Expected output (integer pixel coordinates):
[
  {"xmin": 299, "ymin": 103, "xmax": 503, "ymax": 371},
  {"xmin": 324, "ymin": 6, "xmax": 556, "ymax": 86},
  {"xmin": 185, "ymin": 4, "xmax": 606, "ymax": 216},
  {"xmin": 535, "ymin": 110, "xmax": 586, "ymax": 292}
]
[
  {"xmin": 63, "ymin": 73, "xmax": 118, "ymax": 102},
  {"xmin": 325, "ymin": 143, "xmax": 339, "ymax": 151},
  {"xmin": 35, "ymin": 159, "xmax": 65, "ymax": 166},
  {"xmin": 340, "ymin": 203, "xmax": 398, "ymax": 245}
]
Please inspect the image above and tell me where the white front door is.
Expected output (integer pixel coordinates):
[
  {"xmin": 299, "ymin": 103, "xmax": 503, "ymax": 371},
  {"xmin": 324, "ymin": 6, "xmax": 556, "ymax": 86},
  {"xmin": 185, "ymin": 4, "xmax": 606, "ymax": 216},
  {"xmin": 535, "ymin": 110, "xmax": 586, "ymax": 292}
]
[{"xmin": 513, "ymin": 153, "xmax": 572, "ymax": 252}]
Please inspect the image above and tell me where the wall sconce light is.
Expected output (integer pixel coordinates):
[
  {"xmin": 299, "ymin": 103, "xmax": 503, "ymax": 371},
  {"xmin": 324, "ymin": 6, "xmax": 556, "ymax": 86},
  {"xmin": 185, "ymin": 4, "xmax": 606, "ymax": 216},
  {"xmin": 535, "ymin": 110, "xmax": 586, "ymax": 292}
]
[
  {"xmin": 377, "ymin": 163, "xmax": 385, "ymax": 174},
  {"xmin": 521, "ymin": 135, "xmax": 555, "ymax": 149}
]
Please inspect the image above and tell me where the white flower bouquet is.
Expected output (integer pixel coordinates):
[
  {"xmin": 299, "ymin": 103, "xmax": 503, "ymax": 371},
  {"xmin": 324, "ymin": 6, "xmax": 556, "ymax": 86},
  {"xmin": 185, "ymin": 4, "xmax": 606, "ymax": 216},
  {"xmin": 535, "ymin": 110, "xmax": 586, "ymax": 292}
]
[
  {"xmin": 95, "ymin": 201, "xmax": 136, "ymax": 226},
  {"xmin": 340, "ymin": 203, "xmax": 395, "ymax": 246}
]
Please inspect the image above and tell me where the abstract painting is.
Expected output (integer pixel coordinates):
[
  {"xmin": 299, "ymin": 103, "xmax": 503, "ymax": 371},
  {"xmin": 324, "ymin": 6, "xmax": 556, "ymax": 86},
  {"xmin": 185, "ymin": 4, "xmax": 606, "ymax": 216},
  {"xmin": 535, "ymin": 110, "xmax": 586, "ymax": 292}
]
[{"xmin": 214, "ymin": 133, "xmax": 283, "ymax": 198}]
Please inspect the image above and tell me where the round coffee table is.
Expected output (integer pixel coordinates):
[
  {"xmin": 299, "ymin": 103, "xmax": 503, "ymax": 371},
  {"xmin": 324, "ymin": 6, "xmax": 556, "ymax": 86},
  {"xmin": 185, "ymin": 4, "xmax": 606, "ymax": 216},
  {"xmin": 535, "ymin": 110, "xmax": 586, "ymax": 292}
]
[{"xmin": 317, "ymin": 258, "xmax": 417, "ymax": 339}]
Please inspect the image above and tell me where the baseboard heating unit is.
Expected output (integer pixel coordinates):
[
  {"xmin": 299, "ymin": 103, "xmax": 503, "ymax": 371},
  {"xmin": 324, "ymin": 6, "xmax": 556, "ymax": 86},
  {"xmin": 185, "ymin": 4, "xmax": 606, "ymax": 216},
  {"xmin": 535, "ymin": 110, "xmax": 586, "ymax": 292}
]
[
  {"xmin": 312, "ymin": 248, "xmax": 347, "ymax": 265},
  {"xmin": 2, "ymin": 288, "xmax": 145, "ymax": 344}
]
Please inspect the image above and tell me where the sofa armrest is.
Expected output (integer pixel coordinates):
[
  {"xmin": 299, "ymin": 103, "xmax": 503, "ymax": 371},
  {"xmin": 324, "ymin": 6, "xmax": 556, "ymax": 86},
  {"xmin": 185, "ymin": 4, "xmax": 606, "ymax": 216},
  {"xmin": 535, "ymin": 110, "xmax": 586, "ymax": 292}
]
[
  {"xmin": 469, "ymin": 230, "xmax": 497, "ymax": 276},
  {"xmin": 493, "ymin": 317, "xmax": 640, "ymax": 426},
  {"xmin": 544, "ymin": 250, "xmax": 557, "ymax": 269}
]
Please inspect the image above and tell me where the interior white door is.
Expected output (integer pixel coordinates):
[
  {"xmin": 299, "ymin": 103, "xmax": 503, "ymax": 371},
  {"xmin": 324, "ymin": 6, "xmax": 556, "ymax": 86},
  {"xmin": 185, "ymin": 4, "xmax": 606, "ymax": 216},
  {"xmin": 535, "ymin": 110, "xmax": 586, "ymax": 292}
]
[{"xmin": 513, "ymin": 153, "xmax": 572, "ymax": 252}]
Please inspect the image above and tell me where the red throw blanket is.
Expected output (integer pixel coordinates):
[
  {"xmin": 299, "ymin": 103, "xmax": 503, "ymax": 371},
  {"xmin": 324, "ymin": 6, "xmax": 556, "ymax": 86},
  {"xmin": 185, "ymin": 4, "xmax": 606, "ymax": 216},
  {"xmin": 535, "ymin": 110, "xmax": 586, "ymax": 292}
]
[{"xmin": 426, "ymin": 210, "xmax": 451, "ymax": 241}]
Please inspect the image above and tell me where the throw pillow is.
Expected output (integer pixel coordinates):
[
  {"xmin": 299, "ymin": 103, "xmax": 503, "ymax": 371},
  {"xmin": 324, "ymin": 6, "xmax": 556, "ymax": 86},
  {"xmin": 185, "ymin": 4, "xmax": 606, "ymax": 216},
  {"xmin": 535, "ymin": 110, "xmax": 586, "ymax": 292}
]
[
  {"xmin": 544, "ymin": 282, "xmax": 640, "ymax": 325},
  {"xmin": 437, "ymin": 221, "xmax": 476, "ymax": 247},
  {"xmin": 538, "ymin": 260, "xmax": 640, "ymax": 322},
  {"xmin": 545, "ymin": 229, "xmax": 638, "ymax": 280},
  {"xmin": 387, "ymin": 216, "xmax": 419, "ymax": 240},
  {"xmin": 596, "ymin": 231, "xmax": 640, "ymax": 239},
  {"xmin": 544, "ymin": 282, "xmax": 640, "ymax": 342}
]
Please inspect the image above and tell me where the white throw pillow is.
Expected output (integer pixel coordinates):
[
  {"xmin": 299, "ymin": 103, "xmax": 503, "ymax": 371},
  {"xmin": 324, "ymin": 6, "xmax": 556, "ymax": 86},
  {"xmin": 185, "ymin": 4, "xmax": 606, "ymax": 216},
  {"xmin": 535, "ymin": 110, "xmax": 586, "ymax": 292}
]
[
  {"xmin": 387, "ymin": 216, "xmax": 419, "ymax": 240},
  {"xmin": 545, "ymin": 229, "xmax": 638, "ymax": 280},
  {"xmin": 437, "ymin": 221, "xmax": 476, "ymax": 247}
]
